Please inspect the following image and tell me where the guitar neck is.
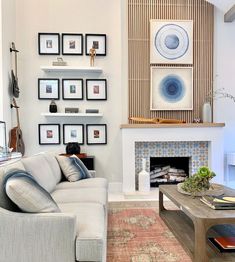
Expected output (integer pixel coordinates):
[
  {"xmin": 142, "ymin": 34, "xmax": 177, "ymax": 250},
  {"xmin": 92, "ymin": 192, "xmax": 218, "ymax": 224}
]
[{"xmin": 16, "ymin": 107, "xmax": 20, "ymax": 128}]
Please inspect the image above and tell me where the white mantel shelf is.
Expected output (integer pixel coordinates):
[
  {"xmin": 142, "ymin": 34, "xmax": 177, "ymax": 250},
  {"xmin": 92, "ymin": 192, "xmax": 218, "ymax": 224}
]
[
  {"xmin": 41, "ymin": 113, "xmax": 103, "ymax": 117},
  {"xmin": 121, "ymin": 123, "xmax": 225, "ymax": 128},
  {"xmin": 40, "ymin": 66, "xmax": 103, "ymax": 73}
]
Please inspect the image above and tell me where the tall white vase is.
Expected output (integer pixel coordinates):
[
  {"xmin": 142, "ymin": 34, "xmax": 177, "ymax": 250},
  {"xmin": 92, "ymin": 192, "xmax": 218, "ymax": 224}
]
[
  {"xmin": 138, "ymin": 158, "xmax": 150, "ymax": 192},
  {"xmin": 202, "ymin": 102, "xmax": 212, "ymax": 123}
]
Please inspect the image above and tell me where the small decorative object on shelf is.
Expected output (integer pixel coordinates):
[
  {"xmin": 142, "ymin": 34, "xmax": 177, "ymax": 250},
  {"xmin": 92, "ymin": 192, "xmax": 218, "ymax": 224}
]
[
  {"xmin": 89, "ymin": 45, "xmax": 96, "ymax": 67},
  {"xmin": 49, "ymin": 100, "xmax": 57, "ymax": 113},
  {"xmin": 193, "ymin": 118, "xmax": 201, "ymax": 123},
  {"xmin": 85, "ymin": 109, "xmax": 99, "ymax": 113},
  {"xmin": 65, "ymin": 107, "xmax": 79, "ymax": 113},
  {"xmin": 202, "ymin": 102, "xmax": 212, "ymax": 123},
  {"xmin": 177, "ymin": 166, "xmax": 216, "ymax": 196},
  {"xmin": 138, "ymin": 158, "xmax": 150, "ymax": 192},
  {"xmin": 52, "ymin": 57, "xmax": 67, "ymax": 66}
]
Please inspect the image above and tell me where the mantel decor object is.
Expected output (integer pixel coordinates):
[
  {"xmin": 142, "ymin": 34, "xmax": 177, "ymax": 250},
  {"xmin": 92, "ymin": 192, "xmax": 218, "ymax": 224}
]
[
  {"xmin": 138, "ymin": 158, "xmax": 150, "ymax": 192},
  {"xmin": 129, "ymin": 117, "xmax": 186, "ymax": 124},
  {"xmin": 202, "ymin": 102, "xmax": 212, "ymax": 123}
]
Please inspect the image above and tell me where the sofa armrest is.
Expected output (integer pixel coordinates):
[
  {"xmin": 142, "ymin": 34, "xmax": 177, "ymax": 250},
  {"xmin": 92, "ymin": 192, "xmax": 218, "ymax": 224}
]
[
  {"xmin": 89, "ymin": 170, "xmax": 96, "ymax": 178},
  {"xmin": 0, "ymin": 208, "xmax": 76, "ymax": 262}
]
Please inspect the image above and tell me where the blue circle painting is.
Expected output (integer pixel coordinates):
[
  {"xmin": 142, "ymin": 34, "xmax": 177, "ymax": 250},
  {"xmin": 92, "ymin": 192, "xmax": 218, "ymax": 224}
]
[
  {"xmin": 155, "ymin": 24, "xmax": 189, "ymax": 60},
  {"xmin": 164, "ymin": 34, "xmax": 179, "ymax": 49},
  {"xmin": 160, "ymin": 75, "xmax": 185, "ymax": 103}
]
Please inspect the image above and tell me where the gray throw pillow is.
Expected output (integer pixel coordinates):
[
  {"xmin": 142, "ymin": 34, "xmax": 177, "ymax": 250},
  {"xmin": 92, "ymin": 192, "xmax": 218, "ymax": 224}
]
[
  {"xmin": 4, "ymin": 169, "xmax": 60, "ymax": 213},
  {"xmin": 56, "ymin": 155, "xmax": 92, "ymax": 182}
]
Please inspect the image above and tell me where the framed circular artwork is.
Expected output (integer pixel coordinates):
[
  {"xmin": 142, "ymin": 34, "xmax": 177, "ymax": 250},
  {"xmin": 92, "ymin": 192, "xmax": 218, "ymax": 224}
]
[{"xmin": 150, "ymin": 20, "xmax": 193, "ymax": 64}]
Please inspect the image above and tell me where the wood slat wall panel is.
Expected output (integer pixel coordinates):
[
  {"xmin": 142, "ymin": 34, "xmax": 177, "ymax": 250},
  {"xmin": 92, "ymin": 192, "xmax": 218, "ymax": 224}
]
[{"xmin": 128, "ymin": 0, "xmax": 214, "ymax": 123}]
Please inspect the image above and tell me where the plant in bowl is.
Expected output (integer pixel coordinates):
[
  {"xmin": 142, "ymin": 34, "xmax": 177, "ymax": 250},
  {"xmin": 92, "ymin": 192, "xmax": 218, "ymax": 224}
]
[{"xmin": 179, "ymin": 167, "xmax": 216, "ymax": 196}]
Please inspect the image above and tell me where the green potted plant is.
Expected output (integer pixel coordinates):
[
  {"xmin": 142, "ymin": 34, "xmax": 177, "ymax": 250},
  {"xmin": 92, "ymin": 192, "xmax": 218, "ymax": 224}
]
[{"xmin": 179, "ymin": 166, "xmax": 216, "ymax": 196}]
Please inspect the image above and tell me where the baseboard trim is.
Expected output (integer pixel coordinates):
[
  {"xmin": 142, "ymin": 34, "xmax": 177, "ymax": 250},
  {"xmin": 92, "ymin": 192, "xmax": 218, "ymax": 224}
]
[{"xmin": 108, "ymin": 182, "xmax": 123, "ymax": 193}]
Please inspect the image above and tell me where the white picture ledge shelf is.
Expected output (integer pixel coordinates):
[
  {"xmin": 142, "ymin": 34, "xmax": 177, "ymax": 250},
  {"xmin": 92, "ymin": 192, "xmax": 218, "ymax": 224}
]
[
  {"xmin": 40, "ymin": 66, "xmax": 103, "ymax": 73},
  {"xmin": 41, "ymin": 113, "xmax": 103, "ymax": 117}
]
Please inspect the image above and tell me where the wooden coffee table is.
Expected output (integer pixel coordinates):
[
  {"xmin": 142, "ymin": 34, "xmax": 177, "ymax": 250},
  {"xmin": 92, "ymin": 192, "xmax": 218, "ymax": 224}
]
[{"xmin": 159, "ymin": 185, "xmax": 235, "ymax": 262}]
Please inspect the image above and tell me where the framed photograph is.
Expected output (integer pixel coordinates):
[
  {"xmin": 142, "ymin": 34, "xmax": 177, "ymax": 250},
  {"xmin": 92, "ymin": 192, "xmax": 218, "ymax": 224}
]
[
  {"xmin": 62, "ymin": 33, "xmax": 83, "ymax": 55},
  {"xmin": 86, "ymin": 79, "xmax": 107, "ymax": 100},
  {"xmin": 63, "ymin": 124, "xmax": 84, "ymax": 145},
  {"xmin": 38, "ymin": 78, "xmax": 60, "ymax": 100},
  {"xmin": 150, "ymin": 20, "xmax": 193, "ymax": 64},
  {"xmin": 150, "ymin": 67, "xmax": 193, "ymax": 111},
  {"xmin": 85, "ymin": 34, "xmax": 106, "ymax": 56},
  {"xmin": 86, "ymin": 124, "xmax": 107, "ymax": 145},
  {"xmin": 38, "ymin": 33, "xmax": 60, "ymax": 55},
  {"xmin": 38, "ymin": 124, "xmax": 60, "ymax": 145},
  {"xmin": 62, "ymin": 79, "xmax": 83, "ymax": 100}
]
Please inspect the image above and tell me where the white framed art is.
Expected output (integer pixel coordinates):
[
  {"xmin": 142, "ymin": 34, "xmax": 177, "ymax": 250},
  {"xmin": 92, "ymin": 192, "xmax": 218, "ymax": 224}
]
[
  {"xmin": 62, "ymin": 79, "xmax": 83, "ymax": 100},
  {"xmin": 150, "ymin": 20, "xmax": 193, "ymax": 64},
  {"xmin": 150, "ymin": 67, "xmax": 193, "ymax": 111},
  {"xmin": 63, "ymin": 124, "xmax": 84, "ymax": 145},
  {"xmin": 38, "ymin": 124, "xmax": 60, "ymax": 145},
  {"xmin": 86, "ymin": 124, "xmax": 107, "ymax": 145},
  {"xmin": 38, "ymin": 33, "xmax": 60, "ymax": 55},
  {"xmin": 62, "ymin": 34, "xmax": 83, "ymax": 55}
]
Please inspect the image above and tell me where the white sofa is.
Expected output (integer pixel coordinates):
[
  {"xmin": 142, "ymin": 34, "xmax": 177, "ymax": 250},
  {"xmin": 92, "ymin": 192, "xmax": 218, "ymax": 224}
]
[{"xmin": 0, "ymin": 153, "xmax": 108, "ymax": 262}]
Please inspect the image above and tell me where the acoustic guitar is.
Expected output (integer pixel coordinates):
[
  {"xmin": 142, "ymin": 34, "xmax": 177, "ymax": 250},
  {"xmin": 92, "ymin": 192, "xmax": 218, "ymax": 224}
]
[{"xmin": 9, "ymin": 98, "xmax": 25, "ymax": 156}]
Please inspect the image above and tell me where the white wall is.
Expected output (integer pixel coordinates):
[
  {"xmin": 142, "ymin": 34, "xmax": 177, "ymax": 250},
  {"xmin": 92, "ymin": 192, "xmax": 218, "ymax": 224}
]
[
  {"xmin": 15, "ymin": 0, "xmax": 123, "ymax": 182},
  {"xmin": 0, "ymin": 0, "xmax": 16, "ymax": 146},
  {"xmin": 213, "ymin": 8, "xmax": 235, "ymax": 154}
]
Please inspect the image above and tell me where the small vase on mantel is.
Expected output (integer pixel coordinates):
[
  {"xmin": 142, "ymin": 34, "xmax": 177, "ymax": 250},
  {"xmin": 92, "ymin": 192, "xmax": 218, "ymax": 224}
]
[
  {"xmin": 138, "ymin": 158, "xmax": 150, "ymax": 192},
  {"xmin": 202, "ymin": 102, "xmax": 212, "ymax": 123}
]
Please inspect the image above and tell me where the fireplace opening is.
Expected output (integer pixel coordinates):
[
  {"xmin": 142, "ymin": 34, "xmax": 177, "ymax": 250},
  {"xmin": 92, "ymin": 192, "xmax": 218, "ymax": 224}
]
[{"xmin": 150, "ymin": 157, "xmax": 190, "ymax": 187}]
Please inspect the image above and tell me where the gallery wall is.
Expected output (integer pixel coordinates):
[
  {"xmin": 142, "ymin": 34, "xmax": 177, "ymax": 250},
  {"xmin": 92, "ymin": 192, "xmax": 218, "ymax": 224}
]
[{"xmin": 15, "ymin": 0, "xmax": 124, "ymax": 183}]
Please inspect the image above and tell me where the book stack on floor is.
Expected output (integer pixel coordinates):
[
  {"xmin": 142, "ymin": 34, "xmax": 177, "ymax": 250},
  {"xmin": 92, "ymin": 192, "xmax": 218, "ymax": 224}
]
[
  {"xmin": 208, "ymin": 237, "xmax": 235, "ymax": 252},
  {"xmin": 200, "ymin": 195, "xmax": 235, "ymax": 210},
  {"xmin": 150, "ymin": 165, "xmax": 187, "ymax": 186}
]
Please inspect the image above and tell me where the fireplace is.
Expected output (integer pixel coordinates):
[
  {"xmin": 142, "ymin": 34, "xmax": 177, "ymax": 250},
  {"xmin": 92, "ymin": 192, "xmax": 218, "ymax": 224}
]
[
  {"xmin": 121, "ymin": 124, "xmax": 225, "ymax": 193},
  {"xmin": 150, "ymin": 157, "xmax": 190, "ymax": 187}
]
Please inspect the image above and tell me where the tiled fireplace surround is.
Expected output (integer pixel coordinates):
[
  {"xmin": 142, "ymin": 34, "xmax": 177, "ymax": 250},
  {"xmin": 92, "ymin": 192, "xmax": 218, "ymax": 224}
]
[
  {"xmin": 135, "ymin": 141, "xmax": 209, "ymax": 188},
  {"xmin": 121, "ymin": 125, "xmax": 224, "ymax": 193}
]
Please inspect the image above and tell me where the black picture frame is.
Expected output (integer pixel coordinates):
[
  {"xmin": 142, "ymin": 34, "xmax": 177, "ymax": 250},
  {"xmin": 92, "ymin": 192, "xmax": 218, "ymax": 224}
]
[
  {"xmin": 85, "ymin": 34, "xmax": 107, "ymax": 56},
  {"xmin": 38, "ymin": 78, "xmax": 60, "ymax": 100},
  {"xmin": 38, "ymin": 124, "xmax": 60, "ymax": 145},
  {"xmin": 86, "ymin": 124, "xmax": 107, "ymax": 145},
  {"xmin": 62, "ymin": 33, "xmax": 83, "ymax": 55},
  {"xmin": 63, "ymin": 124, "xmax": 84, "ymax": 145},
  {"xmin": 62, "ymin": 79, "xmax": 83, "ymax": 100},
  {"xmin": 38, "ymin": 33, "xmax": 60, "ymax": 55},
  {"xmin": 86, "ymin": 79, "xmax": 107, "ymax": 100}
]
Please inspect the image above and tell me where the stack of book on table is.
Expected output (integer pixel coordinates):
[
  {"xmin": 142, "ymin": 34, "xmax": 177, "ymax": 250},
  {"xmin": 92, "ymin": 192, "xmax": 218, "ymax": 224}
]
[
  {"xmin": 208, "ymin": 237, "xmax": 235, "ymax": 252},
  {"xmin": 200, "ymin": 195, "xmax": 235, "ymax": 210}
]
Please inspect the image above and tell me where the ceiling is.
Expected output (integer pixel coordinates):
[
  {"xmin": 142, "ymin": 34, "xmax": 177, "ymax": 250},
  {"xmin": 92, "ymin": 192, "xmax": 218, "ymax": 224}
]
[{"xmin": 205, "ymin": 0, "xmax": 235, "ymax": 12}]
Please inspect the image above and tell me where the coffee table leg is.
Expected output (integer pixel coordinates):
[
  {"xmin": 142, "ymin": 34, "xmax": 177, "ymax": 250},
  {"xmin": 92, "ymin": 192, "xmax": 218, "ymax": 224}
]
[
  {"xmin": 194, "ymin": 219, "xmax": 208, "ymax": 262},
  {"xmin": 159, "ymin": 191, "xmax": 166, "ymax": 211}
]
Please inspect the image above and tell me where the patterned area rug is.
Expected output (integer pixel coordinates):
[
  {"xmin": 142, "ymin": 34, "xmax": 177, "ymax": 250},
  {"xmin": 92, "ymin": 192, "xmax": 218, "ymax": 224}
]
[{"xmin": 107, "ymin": 201, "xmax": 192, "ymax": 262}]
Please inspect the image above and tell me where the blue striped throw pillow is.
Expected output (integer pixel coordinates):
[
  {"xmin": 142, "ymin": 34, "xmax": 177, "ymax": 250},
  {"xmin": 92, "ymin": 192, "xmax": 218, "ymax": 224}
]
[{"xmin": 56, "ymin": 155, "xmax": 92, "ymax": 182}]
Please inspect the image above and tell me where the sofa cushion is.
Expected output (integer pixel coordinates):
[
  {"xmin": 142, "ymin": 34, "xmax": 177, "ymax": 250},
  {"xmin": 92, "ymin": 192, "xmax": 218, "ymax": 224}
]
[
  {"xmin": 0, "ymin": 160, "xmax": 24, "ymax": 211},
  {"xmin": 52, "ymin": 187, "xmax": 107, "ymax": 207},
  {"xmin": 56, "ymin": 155, "xmax": 92, "ymax": 182},
  {"xmin": 58, "ymin": 202, "xmax": 105, "ymax": 262},
  {"xmin": 22, "ymin": 154, "xmax": 57, "ymax": 192},
  {"xmin": 40, "ymin": 153, "xmax": 62, "ymax": 184},
  {"xmin": 5, "ymin": 170, "xmax": 60, "ymax": 213},
  {"xmin": 55, "ymin": 177, "xmax": 108, "ymax": 190}
]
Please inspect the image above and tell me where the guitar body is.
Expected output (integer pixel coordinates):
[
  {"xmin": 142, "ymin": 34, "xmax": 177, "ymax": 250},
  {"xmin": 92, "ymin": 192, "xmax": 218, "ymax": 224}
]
[
  {"xmin": 9, "ymin": 98, "xmax": 25, "ymax": 156},
  {"xmin": 9, "ymin": 127, "xmax": 25, "ymax": 156}
]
